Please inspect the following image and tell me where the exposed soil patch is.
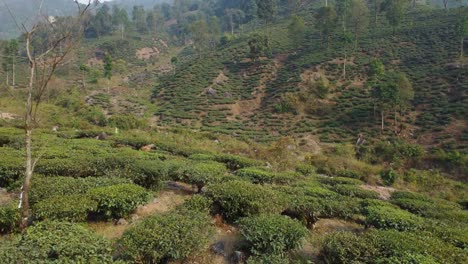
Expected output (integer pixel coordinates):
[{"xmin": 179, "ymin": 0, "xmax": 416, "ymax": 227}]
[
  {"xmin": 313, "ymin": 218, "xmax": 364, "ymax": 235},
  {"xmin": 0, "ymin": 188, "xmax": 14, "ymax": 206},
  {"xmin": 361, "ymin": 185, "xmax": 396, "ymax": 200},
  {"xmin": 136, "ymin": 47, "xmax": 161, "ymax": 60},
  {"xmin": 0, "ymin": 112, "xmax": 19, "ymax": 120}
]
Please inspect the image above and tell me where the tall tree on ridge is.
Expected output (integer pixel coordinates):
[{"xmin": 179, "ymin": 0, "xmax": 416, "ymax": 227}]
[{"xmin": 348, "ymin": 0, "xmax": 369, "ymax": 49}]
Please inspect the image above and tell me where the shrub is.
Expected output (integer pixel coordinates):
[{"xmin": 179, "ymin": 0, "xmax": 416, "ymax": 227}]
[
  {"xmin": 0, "ymin": 147, "xmax": 23, "ymax": 188},
  {"xmin": 177, "ymin": 195, "xmax": 212, "ymax": 213},
  {"xmin": 364, "ymin": 204, "xmax": 423, "ymax": 231},
  {"xmin": 185, "ymin": 162, "xmax": 227, "ymax": 192},
  {"xmin": 117, "ymin": 210, "xmax": 213, "ymax": 263},
  {"xmin": 206, "ymin": 180, "xmax": 287, "ymax": 221},
  {"xmin": 321, "ymin": 230, "xmax": 467, "ymax": 264},
  {"xmin": 0, "ymin": 221, "xmax": 113, "ymax": 263},
  {"xmin": 332, "ymin": 184, "xmax": 380, "ymax": 199},
  {"xmin": 284, "ymin": 194, "xmax": 360, "ymax": 228},
  {"xmin": 30, "ymin": 176, "xmax": 131, "ymax": 205},
  {"xmin": 0, "ymin": 203, "xmax": 20, "ymax": 234},
  {"xmin": 108, "ymin": 114, "xmax": 146, "ymax": 130},
  {"xmin": 34, "ymin": 195, "xmax": 97, "ymax": 222},
  {"xmin": 127, "ymin": 159, "xmax": 168, "ymax": 190},
  {"xmin": 319, "ymin": 176, "xmax": 363, "ymax": 186},
  {"xmin": 89, "ymin": 184, "xmax": 151, "ymax": 219},
  {"xmin": 295, "ymin": 164, "xmax": 316, "ymax": 176},
  {"xmin": 236, "ymin": 167, "xmax": 275, "ymax": 184},
  {"xmin": 380, "ymin": 169, "xmax": 398, "ymax": 186},
  {"xmin": 321, "ymin": 231, "xmax": 379, "ymax": 263},
  {"xmin": 238, "ymin": 215, "xmax": 307, "ymax": 256},
  {"xmin": 165, "ymin": 158, "xmax": 193, "ymax": 181},
  {"xmin": 188, "ymin": 153, "xmax": 216, "ymax": 161},
  {"xmin": 390, "ymin": 191, "xmax": 467, "ymax": 224},
  {"xmin": 215, "ymin": 154, "xmax": 263, "ymax": 170}
]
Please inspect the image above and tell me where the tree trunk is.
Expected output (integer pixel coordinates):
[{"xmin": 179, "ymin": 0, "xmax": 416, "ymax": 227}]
[
  {"xmin": 12, "ymin": 61, "xmax": 15, "ymax": 87},
  {"xmin": 381, "ymin": 110, "xmax": 384, "ymax": 132},
  {"xmin": 461, "ymin": 37, "xmax": 464, "ymax": 59},
  {"xmin": 230, "ymin": 16, "xmax": 234, "ymax": 35},
  {"xmin": 21, "ymin": 53, "xmax": 35, "ymax": 230},
  {"xmin": 394, "ymin": 109, "xmax": 398, "ymax": 134},
  {"xmin": 343, "ymin": 52, "xmax": 347, "ymax": 78},
  {"xmin": 82, "ymin": 70, "xmax": 86, "ymax": 89},
  {"xmin": 6, "ymin": 71, "xmax": 9, "ymax": 86}
]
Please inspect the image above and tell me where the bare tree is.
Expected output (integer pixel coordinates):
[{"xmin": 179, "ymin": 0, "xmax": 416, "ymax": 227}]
[{"xmin": 4, "ymin": 0, "xmax": 91, "ymax": 229}]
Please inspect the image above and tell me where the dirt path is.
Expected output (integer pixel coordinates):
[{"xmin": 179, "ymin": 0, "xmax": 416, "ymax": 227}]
[{"xmin": 361, "ymin": 185, "xmax": 396, "ymax": 200}]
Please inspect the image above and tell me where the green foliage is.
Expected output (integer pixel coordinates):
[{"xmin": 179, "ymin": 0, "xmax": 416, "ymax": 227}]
[
  {"xmin": 238, "ymin": 214, "xmax": 307, "ymax": 256},
  {"xmin": 283, "ymin": 190, "xmax": 360, "ymax": 228},
  {"xmin": 319, "ymin": 176, "xmax": 363, "ymax": 186},
  {"xmin": 0, "ymin": 203, "xmax": 20, "ymax": 234},
  {"xmin": 88, "ymin": 184, "xmax": 151, "ymax": 219},
  {"xmin": 0, "ymin": 147, "xmax": 23, "ymax": 188},
  {"xmin": 177, "ymin": 195, "xmax": 212, "ymax": 213},
  {"xmin": 391, "ymin": 191, "xmax": 467, "ymax": 222},
  {"xmin": 321, "ymin": 230, "xmax": 467, "ymax": 264},
  {"xmin": 0, "ymin": 221, "xmax": 113, "ymax": 263},
  {"xmin": 108, "ymin": 114, "xmax": 146, "ymax": 130},
  {"xmin": 236, "ymin": 167, "xmax": 274, "ymax": 184},
  {"xmin": 364, "ymin": 204, "xmax": 424, "ymax": 231},
  {"xmin": 380, "ymin": 168, "xmax": 398, "ymax": 186},
  {"xmin": 30, "ymin": 176, "xmax": 131, "ymax": 205},
  {"xmin": 184, "ymin": 161, "xmax": 227, "ymax": 192},
  {"xmin": 103, "ymin": 53, "xmax": 113, "ymax": 80},
  {"xmin": 369, "ymin": 58, "xmax": 385, "ymax": 78},
  {"xmin": 248, "ymin": 33, "xmax": 271, "ymax": 61},
  {"xmin": 117, "ymin": 209, "xmax": 213, "ymax": 263},
  {"xmin": 34, "ymin": 195, "xmax": 97, "ymax": 222},
  {"xmin": 206, "ymin": 180, "xmax": 287, "ymax": 221},
  {"xmin": 288, "ymin": 15, "xmax": 305, "ymax": 48},
  {"xmin": 215, "ymin": 154, "xmax": 263, "ymax": 170},
  {"xmin": 332, "ymin": 184, "xmax": 380, "ymax": 199}
]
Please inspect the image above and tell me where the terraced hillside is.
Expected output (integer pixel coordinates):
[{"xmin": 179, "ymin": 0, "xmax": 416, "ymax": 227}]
[{"xmin": 153, "ymin": 8, "xmax": 467, "ymax": 150}]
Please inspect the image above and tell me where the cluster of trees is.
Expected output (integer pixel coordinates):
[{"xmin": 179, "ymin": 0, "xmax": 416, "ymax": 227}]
[
  {"xmin": 84, "ymin": 4, "xmax": 165, "ymax": 38},
  {"xmin": 367, "ymin": 59, "xmax": 414, "ymax": 133},
  {"xmin": 1, "ymin": 39, "xmax": 18, "ymax": 87}
]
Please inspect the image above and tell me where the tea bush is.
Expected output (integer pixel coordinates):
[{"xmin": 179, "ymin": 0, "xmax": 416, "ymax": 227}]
[
  {"xmin": 34, "ymin": 195, "xmax": 97, "ymax": 222},
  {"xmin": 206, "ymin": 180, "xmax": 287, "ymax": 221},
  {"xmin": 236, "ymin": 167, "xmax": 275, "ymax": 184},
  {"xmin": 0, "ymin": 147, "xmax": 23, "ymax": 187},
  {"xmin": 0, "ymin": 221, "xmax": 113, "ymax": 263},
  {"xmin": 321, "ymin": 230, "xmax": 467, "ymax": 264},
  {"xmin": 0, "ymin": 203, "xmax": 20, "ymax": 234},
  {"xmin": 319, "ymin": 176, "xmax": 363, "ymax": 186},
  {"xmin": 238, "ymin": 215, "xmax": 307, "ymax": 255},
  {"xmin": 215, "ymin": 154, "xmax": 263, "ymax": 170},
  {"xmin": 89, "ymin": 184, "xmax": 152, "ymax": 219},
  {"xmin": 184, "ymin": 161, "xmax": 227, "ymax": 192},
  {"xmin": 30, "ymin": 176, "xmax": 131, "ymax": 205},
  {"xmin": 331, "ymin": 184, "xmax": 379, "ymax": 199},
  {"xmin": 117, "ymin": 209, "xmax": 213, "ymax": 263},
  {"xmin": 364, "ymin": 204, "xmax": 424, "ymax": 231}
]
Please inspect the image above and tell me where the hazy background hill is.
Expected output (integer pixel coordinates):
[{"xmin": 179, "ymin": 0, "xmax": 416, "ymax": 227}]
[{"xmin": 0, "ymin": 0, "xmax": 172, "ymax": 39}]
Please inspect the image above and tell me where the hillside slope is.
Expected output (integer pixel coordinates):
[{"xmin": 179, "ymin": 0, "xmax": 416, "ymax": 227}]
[{"xmin": 152, "ymin": 8, "xmax": 467, "ymax": 151}]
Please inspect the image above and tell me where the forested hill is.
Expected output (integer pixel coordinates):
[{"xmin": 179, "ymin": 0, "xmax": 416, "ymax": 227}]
[{"xmin": 0, "ymin": 0, "xmax": 172, "ymax": 39}]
